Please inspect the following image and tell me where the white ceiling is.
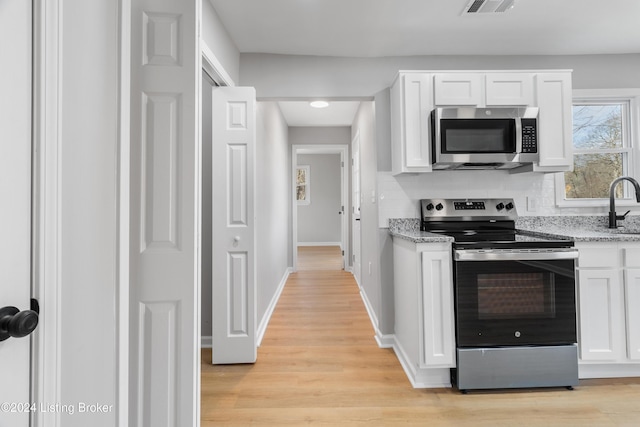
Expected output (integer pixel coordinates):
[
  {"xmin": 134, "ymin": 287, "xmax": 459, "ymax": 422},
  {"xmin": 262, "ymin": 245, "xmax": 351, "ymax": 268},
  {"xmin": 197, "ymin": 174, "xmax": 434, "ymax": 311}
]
[
  {"xmin": 277, "ymin": 101, "xmax": 360, "ymax": 127},
  {"xmin": 210, "ymin": 0, "xmax": 640, "ymax": 57},
  {"xmin": 210, "ymin": 0, "xmax": 640, "ymax": 127}
]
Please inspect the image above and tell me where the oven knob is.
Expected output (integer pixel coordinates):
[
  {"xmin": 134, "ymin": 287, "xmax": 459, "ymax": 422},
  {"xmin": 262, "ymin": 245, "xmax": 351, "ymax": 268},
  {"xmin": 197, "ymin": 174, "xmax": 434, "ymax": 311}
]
[
  {"xmin": 426, "ymin": 203, "xmax": 434, "ymax": 211},
  {"xmin": 505, "ymin": 202, "xmax": 514, "ymax": 210},
  {"xmin": 435, "ymin": 203, "xmax": 444, "ymax": 211},
  {"xmin": 496, "ymin": 203, "xmax": 505, "ymax": 211},
  {"xmin": 515, "ymin": 331, "xmax": 521, "ymax": 338}
]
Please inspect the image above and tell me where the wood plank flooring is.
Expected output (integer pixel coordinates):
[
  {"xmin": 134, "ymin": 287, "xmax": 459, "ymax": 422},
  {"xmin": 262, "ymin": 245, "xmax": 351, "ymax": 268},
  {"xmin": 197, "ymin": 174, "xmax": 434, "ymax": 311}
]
[
  {"xmin": 296, "ymin": 245, "xmax": 343, "ymax": 271},
  {"xmin": 201, "ymin": 251, "xmax": 640, "ymax": 426}
]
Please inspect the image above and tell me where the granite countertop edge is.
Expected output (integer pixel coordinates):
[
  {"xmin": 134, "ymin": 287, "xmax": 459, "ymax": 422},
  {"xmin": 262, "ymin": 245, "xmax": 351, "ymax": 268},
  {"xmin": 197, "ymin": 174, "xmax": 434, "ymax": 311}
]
[
  {"xmin": 388, "ymin": 216, "xmax": 640, "ymax": 243},
  {"xmin": 389, "ymin": 230, "xmax": 454, "ymax": 243}
]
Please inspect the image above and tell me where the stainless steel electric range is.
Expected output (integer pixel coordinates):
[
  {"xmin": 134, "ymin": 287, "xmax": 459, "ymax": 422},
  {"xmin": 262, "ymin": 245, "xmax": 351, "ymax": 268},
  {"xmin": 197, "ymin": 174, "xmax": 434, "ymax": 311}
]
[{"xmin": 420, "ymin": 198, "xmax": 579, "ymax": 393}]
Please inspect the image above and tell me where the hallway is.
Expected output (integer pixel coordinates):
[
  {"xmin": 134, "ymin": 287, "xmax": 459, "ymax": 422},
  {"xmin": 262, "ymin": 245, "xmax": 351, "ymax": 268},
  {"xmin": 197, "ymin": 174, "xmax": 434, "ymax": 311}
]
[{"xmin": 201, "ymin": 253, "xmax": 640, "ymax": 426}]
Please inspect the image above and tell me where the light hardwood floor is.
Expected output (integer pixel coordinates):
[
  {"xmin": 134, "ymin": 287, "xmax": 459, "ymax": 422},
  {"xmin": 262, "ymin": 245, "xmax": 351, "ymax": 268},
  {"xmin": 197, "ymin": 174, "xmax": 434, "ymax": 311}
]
[
  {"xmin": 296, "ymin": 245, "xmax": 344, "ymax": 271},
  {"xmin": 202, "ymin": 251, "xmax": 640, "ymax": 426}
]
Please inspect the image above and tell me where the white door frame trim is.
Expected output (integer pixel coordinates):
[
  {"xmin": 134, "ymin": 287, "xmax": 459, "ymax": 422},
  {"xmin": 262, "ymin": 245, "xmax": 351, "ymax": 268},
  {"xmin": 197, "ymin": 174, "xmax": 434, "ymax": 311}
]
[
  {"xmin": 201, "ymin": 42, "xmax": 235, "ymax": 87},
  {"xmin": 291, "ymin": 144, "xmax": 350, "ymax": 271},
  {"xmin": 31, "ymin": 1, "xmax": 132, "ymax": 425},
  {"xmin": 31, "ymin": 1, "xmax": 63, "ymax": 425},
  {"xmin": 116, "ymin": 1, "xmax": 132, "ymax": 425}
]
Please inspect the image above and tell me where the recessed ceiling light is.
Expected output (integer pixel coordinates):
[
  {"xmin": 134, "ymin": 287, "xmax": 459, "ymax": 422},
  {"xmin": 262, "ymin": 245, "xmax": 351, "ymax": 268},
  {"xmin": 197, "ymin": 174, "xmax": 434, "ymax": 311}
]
[{"xmin": 309, "ymin": 101, "xmax": 329, "ymax": 109}]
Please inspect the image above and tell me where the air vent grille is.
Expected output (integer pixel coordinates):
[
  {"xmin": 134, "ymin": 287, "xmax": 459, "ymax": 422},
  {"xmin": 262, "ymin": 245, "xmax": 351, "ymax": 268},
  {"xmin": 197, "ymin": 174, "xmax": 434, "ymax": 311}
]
[
  {"xmin": 467, "ymin": 0, "xmax": 485, "ymax": 13},
  {"xmin": 463, "ymin": 0, "xmax": 515, "ymax": 14}
]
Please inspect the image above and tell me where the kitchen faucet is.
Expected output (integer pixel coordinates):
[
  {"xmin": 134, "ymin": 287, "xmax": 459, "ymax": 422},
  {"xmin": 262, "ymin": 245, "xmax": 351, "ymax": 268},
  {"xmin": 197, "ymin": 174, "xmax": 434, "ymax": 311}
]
[{"xmin": 609, "ymin": 176, "xmax": 640, "ymax": 228}]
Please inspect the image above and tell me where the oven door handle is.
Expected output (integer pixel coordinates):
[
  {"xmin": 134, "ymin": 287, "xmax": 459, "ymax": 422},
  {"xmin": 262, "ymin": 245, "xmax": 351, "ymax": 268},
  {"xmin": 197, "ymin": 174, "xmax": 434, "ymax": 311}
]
[{"xmin": 454, "ymin": 249, "xmax": 579, "ymax": 261}]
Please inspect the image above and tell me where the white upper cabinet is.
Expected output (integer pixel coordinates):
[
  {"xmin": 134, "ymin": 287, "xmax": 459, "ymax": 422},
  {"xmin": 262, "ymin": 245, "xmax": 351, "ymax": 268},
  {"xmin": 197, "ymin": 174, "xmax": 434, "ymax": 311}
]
[
  {"xmin": 434, "ymin": 72, "xmax": 534, "ymax": 107},
  {"xmin": 433, "ymin": 73, "xmax": 482, "ymax": 106},
  {"xmin": 532, "ymin": 72, "xmax": 574, "ymax": 171},
  {"xmin": 485, "ymin": 73, "xmax": 534, "ymax": 106},
  {"xmin": 391, "ymin": 72, "xmax": 433, "ymax": 174},
  {"xmin": 390, "ymin": 69, "xmax": 573, "ymax": 174}
]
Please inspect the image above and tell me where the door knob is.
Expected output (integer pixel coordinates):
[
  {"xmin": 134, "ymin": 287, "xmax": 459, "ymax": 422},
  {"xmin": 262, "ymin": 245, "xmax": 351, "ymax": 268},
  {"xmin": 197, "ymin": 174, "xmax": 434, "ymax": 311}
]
[{"xmin": 0, "ymin": 305, "xmax": 39, "ymax": 341}]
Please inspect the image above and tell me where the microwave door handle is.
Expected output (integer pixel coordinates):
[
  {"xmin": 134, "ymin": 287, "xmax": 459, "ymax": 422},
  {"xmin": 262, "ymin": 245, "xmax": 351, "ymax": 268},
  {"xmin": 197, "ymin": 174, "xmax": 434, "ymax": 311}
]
[{"xmin": 515, "ymin": 118, "xmax": 523, "ymax": 154}]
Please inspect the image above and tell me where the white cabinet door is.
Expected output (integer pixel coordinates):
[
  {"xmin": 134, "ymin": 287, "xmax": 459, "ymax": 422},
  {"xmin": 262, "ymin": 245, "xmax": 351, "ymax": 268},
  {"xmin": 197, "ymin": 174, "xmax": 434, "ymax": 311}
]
[
  {"xmin": 391, "ymin": 73, "xmax": 433, "ymax": 173},
  {"xmin": 534, "ymin": 72, "xmax": 573, "ymax": 169},
  {"xmin": 420, "ymin": 251, "xmax": 455, "ymax": 367},
  {"xmin": 577, "ymin": 269, "xmax": 624, "ymax": 361},
  {"xmin": 624, "ymin": 268, "xmax": 640, "ymax": 360},
  {"xmin": 434, "ymin": 73, "xmax": 482, "ymax": 106},
  {"xmin": 485, "ymin": 73, "xmax": 534, "ymax": 106}
]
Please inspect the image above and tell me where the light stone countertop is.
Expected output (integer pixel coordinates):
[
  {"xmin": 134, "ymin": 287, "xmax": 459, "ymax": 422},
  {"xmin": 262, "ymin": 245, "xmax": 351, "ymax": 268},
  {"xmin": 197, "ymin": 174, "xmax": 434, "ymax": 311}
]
[
  {"xmin": 389, "ymin": 216, "xmax": 640, "ymax": 243},
  {"xmin": 516, "ymin": 216, "xmax": 640, "ymax": 242}
]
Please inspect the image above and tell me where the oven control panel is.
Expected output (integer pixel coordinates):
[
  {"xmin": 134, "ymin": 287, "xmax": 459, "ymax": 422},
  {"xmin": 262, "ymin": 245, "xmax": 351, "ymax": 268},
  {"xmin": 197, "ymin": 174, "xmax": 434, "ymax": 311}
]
[
  {"xmin": 453, "ymin": 201, "xmax": 485, "ymax": 210},
  {"xmin": 421, "ymin": 198, "xmax": 518, "ymax": 220}
]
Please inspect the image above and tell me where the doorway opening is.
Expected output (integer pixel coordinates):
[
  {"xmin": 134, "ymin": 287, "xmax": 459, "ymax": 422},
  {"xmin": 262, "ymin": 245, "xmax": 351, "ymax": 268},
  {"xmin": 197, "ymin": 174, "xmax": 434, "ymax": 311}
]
[{"xmin": 292, "ymin": 145, "xmax": 349, "ymax": 272}]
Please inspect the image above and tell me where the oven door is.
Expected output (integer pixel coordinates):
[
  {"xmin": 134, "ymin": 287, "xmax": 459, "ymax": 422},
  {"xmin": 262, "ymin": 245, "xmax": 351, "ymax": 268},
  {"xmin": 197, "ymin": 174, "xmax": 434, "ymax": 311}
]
[{"xmin": 453, "ymin": 249, "xmax": 578, "ymax": 347}]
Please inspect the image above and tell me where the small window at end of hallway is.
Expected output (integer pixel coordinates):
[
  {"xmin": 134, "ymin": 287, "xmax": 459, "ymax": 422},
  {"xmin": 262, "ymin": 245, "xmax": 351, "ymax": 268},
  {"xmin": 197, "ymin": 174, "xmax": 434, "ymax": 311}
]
[{"xmin": 296, "ymin": 165, "xmax": 310, "ymax": 205}]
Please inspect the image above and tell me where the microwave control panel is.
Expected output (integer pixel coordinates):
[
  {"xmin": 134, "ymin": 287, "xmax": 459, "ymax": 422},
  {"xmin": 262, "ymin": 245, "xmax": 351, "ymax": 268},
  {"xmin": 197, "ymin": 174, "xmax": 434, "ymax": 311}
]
[{"xmin": 521, "ymin": 118, "xmax": 537, "ymax": 154}]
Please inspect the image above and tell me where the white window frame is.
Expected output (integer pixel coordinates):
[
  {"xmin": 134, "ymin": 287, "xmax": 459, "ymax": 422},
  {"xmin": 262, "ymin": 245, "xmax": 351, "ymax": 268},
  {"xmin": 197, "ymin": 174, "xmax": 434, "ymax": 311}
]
[
  {"xmin": 555, "ymin": 89, "xmax": 640, "ymax": 208},
  {"xmin": 296, "ymin": 165, "xmax": 311, "ymax": 205}
]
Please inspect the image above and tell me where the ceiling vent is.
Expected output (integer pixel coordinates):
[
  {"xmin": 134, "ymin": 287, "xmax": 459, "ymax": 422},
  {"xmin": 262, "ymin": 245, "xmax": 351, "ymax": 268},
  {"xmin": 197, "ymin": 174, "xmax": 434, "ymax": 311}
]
[{"xmin": 463, "ymin": 0, "xmax": 515, "ymax": 14}]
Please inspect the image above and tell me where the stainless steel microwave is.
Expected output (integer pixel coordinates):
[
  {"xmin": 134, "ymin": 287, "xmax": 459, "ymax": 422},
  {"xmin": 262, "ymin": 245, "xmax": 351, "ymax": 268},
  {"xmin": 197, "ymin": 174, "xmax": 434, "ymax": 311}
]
[{"xmin": 431, "ymin": 107, "xmax": 539, "ymax": 170}]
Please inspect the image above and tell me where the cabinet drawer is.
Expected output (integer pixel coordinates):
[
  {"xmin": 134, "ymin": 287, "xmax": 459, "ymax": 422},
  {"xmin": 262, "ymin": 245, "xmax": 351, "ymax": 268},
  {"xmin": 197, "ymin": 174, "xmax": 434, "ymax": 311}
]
[
  {"xmin": 623, "ymin": 247, "xmax": 640, "ymax": 267},
  {"xmin": 578, "ymin": 247, "xmax": 618, "ymax": 268}
]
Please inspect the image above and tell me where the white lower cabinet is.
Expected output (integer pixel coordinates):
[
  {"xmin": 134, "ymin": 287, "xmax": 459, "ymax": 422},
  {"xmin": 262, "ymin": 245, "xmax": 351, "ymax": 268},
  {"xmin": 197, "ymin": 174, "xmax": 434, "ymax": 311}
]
[
  {"xmin": 577, "ymin": 267, "xmax": 624, "ymax": 361},
  {"xmin": 392, "ymin": 238, "xmax": 455, "ymax": 388},
  {"xmin": 420, "ymin": 250, "xmax": 455, "ymax": 367},
  {"xmin": 576, "ymin": 242, "xmax": 640, "ymax": 377}
]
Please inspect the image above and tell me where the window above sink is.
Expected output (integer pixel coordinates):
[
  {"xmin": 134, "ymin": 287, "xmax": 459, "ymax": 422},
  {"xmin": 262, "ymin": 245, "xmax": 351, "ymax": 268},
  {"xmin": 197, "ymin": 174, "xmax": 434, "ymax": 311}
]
[{"xmin": 555, "ymin": 88, "xmax": 640, "ymax": 208}]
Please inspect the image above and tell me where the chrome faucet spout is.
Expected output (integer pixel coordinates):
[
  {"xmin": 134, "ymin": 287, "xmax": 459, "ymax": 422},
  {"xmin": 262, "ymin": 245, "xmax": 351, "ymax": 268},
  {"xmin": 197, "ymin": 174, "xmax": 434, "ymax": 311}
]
[{"xmin": 609, "ymin": 176, "xmax": 640, "ymax": 228}]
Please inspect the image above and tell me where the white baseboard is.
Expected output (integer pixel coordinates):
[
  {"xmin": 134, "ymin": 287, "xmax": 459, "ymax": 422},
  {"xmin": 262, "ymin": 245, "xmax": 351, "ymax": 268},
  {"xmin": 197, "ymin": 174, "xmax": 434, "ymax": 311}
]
[
  {"xmin": 201, "ymin": 336, "xmax": 212, "ymax": 349},
  {"xmin": 579, "ymin": 363, "xmax": 640, "ymax": 379},
  {"xmin": 358, "ymin": 285, "xmax": 380, "ymax": 332},
  {"xmin": 256, "ymin": 267, "xmax": 292, "ymax": 347},
  {"xmin": 375, "ymin": 333, "xmax": 395, "ymax": 349},
  {"xmin": 358, "ymin": 282, "xmax": 396, "ymax": 349},
  {"xmin": 297, "ymin": 242, "xmax": 342, "ymax": 247},
  {"xmin": 392, "ymin": 337, "xmax": 452, "ymax": 389}
]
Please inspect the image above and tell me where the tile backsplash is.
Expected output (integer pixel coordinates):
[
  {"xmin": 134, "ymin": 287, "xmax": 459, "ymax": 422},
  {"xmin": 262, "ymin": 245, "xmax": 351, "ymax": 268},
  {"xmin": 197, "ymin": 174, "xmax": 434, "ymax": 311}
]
[{"xmin": 376, "ymin": 170, "xmax": 617, "ymax": 228}]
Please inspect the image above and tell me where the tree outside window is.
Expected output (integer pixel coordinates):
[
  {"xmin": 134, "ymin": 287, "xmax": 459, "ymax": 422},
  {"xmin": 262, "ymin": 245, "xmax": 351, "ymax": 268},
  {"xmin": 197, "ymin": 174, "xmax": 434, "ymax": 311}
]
[
  {"xmin": 296, "ymin": 165, "xmax": 310, "ymax": 205},
  {"xmin": 564, "ymin": 102, "xmax": 631, "ymax": 199}
]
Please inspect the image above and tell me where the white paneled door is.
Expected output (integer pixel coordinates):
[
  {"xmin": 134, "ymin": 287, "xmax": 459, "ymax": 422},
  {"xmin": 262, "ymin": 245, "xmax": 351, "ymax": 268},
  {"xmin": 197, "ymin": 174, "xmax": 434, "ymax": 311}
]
[
  {"xmin": 211, "ymin": 87, "xmax": 257, "ymax": 364},
  {"xmin": 0, "ymin": 0, "xmax": 32, "ymax": 425},
  {"xmin": 130, "ymin": 0, "xmax": 201, "ymax": 425}
]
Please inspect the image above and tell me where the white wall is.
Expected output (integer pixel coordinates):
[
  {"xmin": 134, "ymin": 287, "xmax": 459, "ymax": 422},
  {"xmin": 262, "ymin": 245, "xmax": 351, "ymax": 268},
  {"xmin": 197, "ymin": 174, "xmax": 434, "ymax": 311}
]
[
  {"xmin": 202, "ymin": 0, "xmax": 240, "ymax": 84},
  {"xmin": 352, "ymin": 102, "xmax": 387, "ymax": 337},
  {"xmin": 238, "ymin": 51, "xmax": 640, "ymax": 342},
  {"xmin": 297, "ymin": 154, "xmax": 342, "ymax": 244},
  {"xmin": 241, "ymin": 53, "xmax": 640, "ymax": 98},
  {"xmin": 289, "ymin": 126, "xmax": 352, "ymax": 146},
  {"xmin": 255, "ymin": 102, "xmax": 291, "ymax": 325},
  {"xmin": 59, "ymin": 0, "xmax": 119, "ymax": 424}
]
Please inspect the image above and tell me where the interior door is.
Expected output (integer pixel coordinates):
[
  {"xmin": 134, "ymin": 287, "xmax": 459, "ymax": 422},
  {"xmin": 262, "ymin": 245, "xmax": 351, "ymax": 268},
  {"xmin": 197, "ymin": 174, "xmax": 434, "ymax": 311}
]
[
  {"xmin": 0, "ymin": 0, "xmax": 33, "ymax": 425},
  {"xmin": 211, "ymin": 86, "xmax": 257, "ymax": 364},
  {"xmin": 129, "ymin": 0, "xmax": 201, "ymax": 424},
  {"xmin": 352, "ymin": 133, "xmax": 362, "ymax": 284}
]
